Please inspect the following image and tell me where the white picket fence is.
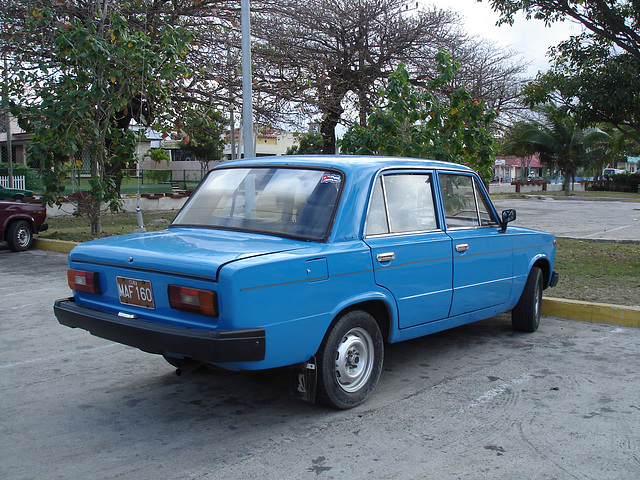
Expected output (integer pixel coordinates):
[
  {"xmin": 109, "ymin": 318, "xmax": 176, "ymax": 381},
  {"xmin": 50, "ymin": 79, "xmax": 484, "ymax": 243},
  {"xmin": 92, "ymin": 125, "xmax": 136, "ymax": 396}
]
[{"xmin": 0, "ymin": 175, "xmax": 26, "ymax": 190}]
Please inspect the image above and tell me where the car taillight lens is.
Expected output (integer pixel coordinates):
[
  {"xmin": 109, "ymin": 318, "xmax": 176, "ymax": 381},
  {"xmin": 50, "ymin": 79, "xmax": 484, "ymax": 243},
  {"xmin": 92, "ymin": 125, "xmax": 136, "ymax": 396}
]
[
  {"xmin": 168, "ymin": 285, "xmax": 218, "ymax": 317},
  {"xmin": 67, "ymin": 269, "xmax": 101, "ymax": 294}
]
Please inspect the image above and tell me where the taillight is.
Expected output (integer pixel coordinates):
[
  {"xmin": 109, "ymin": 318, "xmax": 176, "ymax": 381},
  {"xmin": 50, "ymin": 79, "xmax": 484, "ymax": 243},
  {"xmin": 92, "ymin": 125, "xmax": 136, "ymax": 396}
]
[
  {"xmin": 67, "ymin": 269, "xmax": 101, "ymax": 294},
  {"xmin": 168, "ymin": 285, "xmax": 218, "ymax": 317}
]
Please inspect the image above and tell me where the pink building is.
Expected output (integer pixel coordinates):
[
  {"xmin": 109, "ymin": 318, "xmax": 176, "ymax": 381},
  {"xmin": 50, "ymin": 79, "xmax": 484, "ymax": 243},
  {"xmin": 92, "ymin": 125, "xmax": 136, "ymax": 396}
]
[{"xmin": 492, "ymin": 155, "xmax": 544, "ymax": 183}]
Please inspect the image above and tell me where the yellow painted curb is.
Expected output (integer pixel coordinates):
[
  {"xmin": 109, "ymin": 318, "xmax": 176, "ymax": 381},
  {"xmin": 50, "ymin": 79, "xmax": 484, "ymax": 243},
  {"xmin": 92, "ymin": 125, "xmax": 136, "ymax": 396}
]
[
  {"xmin": 542, "ymin": 297, "xmax": 640, "ymax": 328},
  {"xmin": 33, "ymin": 238, "xmax": 79, "ymax": 254}
]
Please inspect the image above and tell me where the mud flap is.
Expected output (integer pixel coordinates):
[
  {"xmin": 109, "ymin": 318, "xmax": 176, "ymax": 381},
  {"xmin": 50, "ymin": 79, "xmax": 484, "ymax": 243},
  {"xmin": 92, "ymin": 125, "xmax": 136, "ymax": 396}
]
[{"xmin": 290, "ymin": 357, "xmax": 317, "ymax": 403}]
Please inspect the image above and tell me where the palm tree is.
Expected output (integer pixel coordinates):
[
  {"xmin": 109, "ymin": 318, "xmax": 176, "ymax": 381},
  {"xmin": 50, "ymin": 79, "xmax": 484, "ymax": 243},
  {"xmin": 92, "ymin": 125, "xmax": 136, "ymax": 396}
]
[{"xmin": 504, "ymin": 104, "xmax": 609, "ymax": 194}]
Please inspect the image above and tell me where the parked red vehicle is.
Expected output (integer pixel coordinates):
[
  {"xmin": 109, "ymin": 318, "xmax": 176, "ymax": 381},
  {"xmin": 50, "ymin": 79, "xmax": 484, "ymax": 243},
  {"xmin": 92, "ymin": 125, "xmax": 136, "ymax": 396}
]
[{"xmin": 0, "ymin": 201, "xmax": 48, "ymax": 251}]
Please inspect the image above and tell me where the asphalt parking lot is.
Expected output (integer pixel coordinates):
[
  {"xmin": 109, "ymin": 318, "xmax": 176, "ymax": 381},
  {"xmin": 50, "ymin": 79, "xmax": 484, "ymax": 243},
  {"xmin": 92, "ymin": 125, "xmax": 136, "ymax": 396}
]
[
  {"xmin": 2, "ymin": 248, "xmax": 640, "ymax": 479},
  {"xmin": 492, "ymin": 196, "xmax": 640, "ymax": 242}
]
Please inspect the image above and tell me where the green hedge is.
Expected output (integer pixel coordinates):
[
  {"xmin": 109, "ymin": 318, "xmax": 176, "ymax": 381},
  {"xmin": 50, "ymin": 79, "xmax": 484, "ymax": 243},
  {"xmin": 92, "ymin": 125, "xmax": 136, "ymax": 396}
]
[
  {"xmin": 143, "ymin": 169, "xmax": 172, "ymax": 184},
  {"xmin": 601, "ymin": 173, "xmax": 640, "ymax": 193}
]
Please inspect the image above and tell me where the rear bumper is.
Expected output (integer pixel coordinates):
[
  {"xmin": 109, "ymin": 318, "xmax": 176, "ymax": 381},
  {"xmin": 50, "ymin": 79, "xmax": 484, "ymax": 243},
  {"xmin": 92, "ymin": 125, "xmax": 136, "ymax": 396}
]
[{"xmin": 54, "ymin": 298, "xmax": 265, "ymax": 363}]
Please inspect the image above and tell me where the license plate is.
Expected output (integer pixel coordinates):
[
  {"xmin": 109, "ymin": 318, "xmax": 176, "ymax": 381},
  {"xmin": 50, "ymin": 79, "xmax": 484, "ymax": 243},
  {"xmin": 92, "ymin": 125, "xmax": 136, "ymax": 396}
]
[{"xmin": 116, "ymin": 276, "xmax": 155, "ymax": 309}]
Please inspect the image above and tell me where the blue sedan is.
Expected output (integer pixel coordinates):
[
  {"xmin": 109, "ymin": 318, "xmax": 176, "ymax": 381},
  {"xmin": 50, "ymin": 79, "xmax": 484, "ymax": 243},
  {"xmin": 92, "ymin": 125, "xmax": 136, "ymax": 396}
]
[{"xmin": 55, "ymin": 156, "xmax": 558, "ymax": 409}]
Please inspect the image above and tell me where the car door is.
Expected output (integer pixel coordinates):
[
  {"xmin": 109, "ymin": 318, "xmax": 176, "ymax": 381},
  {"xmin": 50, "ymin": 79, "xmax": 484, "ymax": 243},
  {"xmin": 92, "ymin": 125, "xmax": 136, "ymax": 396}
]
[
  {"xmin": 437, "ymin": 173, "xmax": 513, "ymax": 317},
  {"xmin": 364, "ymin": 172, "xmax": 453, "ymax": 329}
]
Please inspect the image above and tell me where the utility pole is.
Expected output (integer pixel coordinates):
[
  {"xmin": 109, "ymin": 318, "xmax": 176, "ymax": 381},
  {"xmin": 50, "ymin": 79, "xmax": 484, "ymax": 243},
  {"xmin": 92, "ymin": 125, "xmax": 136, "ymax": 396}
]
[
  {"xmin": 241, "ymin": 0, "xmax": 254, "ymax": 158},
  {"xmin": 228, "ymin": 39, "xmax": 236, "ymax": 160},
  {"xmin": 4, "ymin": 56, "xmax": 13, "ymax": 188}
]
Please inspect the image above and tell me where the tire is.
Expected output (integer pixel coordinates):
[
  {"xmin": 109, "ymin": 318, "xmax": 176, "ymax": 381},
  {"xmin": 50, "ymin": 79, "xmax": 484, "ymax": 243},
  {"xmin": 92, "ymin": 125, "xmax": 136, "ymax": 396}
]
[
  {"xmin": 316, "ymin": 310, "xmax": 384, "ymax": 409},
  {"xmin": 7, "ymin": 220, "xmax": 33, "ymax": 252},
  {"xmin": 512, "ymin": 266, "xmax": 543, "ymax": 332}
]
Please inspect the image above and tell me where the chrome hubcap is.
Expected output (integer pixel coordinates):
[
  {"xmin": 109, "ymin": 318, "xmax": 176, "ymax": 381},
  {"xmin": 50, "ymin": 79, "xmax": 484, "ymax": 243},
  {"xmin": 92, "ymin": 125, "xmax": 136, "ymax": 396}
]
[{"xmin": 16, "ymin": 228, "xmax": 29, "ymax": 248}]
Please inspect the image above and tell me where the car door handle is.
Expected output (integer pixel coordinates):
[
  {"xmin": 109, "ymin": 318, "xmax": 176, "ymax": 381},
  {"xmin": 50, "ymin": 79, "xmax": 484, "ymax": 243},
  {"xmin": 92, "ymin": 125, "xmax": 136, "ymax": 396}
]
[
  {"xmin": 455, "ymin": 243, "xmax": 469, "ymax": 253},
  {"xmin": 376, "ymin": 252, "xmax": 395, "ymax": 262}
]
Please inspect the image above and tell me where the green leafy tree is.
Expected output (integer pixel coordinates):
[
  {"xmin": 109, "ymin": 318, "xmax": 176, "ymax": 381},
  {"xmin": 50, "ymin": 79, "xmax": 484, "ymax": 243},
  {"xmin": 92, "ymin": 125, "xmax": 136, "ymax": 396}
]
[
  {"xmin": 5, "ymin": 3, "xmax": 190, "ymax": 234},
  {"xmin": 503, "ymin": 104, "xmax": 609, "ymax": 194},
  {"xmin": 339, "ymin": 53, "xmax": 497, "ymax": 180},
  {"xmin": 522, "ymin": 44, "xmax": 640, "ymax": 146},
  {"xmin": 487, "ymin": 1, "xmax": 640, "ymax": 61},
  {"xmin": 286, "ymin": 132, "xmax": 324, "ymax": 155},
  {"xmin": 488, "ymin": 0, "xmax": 640, "ymax": 147},
  {"xmin": 179, "ymin": 106, "xmax": 227, "ymax": 173},
  {"xmin": 144, "ymin": 148, "xmax": 171, "ymax": 166}
]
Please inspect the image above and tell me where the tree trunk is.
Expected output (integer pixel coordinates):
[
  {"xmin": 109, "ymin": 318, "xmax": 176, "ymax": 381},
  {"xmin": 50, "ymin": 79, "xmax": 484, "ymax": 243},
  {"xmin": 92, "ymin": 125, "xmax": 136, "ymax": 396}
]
[
  {"xmin": 90, "ymin": 208, "xmax": 102, "ymax": 236},
  {"xmin": 563, "ymin": 169, "xmax": 573, "ymax": 195},
  {"xmin": 320, "ymin": 106, "xmax": 343, "ymax": 154}
]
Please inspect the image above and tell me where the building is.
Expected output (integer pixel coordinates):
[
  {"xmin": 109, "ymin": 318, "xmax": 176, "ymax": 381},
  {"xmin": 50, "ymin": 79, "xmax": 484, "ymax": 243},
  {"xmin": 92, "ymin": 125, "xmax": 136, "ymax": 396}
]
[
  {"xmin": 0, "ymin": 113, "xmax": 29, "ymax": 166},
  {"xmin": 222, "ymin": 129, "xmax": 298, "ymax": 158},
  {"xmin": 152, "ymin": 129, "xmax": 299, "ymax": 183},
  {"xmin": 492, "ymin": 155, "xmax": 544, "ymax": 183},
  {"xmin": 618, "ymin": 156, "xmax": 639, "ymax": 174}
]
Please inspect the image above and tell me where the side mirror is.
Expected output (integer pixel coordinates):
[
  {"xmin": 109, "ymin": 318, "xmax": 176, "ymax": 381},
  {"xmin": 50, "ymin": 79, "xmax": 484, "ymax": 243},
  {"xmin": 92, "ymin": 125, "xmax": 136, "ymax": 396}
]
[{"xmin": 501, "ymin": 209, "xmax": 516, "ymax": 231}]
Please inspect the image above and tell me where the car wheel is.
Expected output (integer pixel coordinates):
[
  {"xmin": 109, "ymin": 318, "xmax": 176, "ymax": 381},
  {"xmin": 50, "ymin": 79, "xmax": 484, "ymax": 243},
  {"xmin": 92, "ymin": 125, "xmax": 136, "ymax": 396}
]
[
  {"xmin": 7, "ymin": 220, "xmax": 33, "ymax": 252},
  {"xmin": 13, "ymin": 194, "xmax": 24, "ymax": 202},
  {"xmin": 316, "ymin": 310, "xmax": 384, "ymax": 409},
  {"xmin": 512, "ymin": 266, "xmax": 543, "ymax": 332}
]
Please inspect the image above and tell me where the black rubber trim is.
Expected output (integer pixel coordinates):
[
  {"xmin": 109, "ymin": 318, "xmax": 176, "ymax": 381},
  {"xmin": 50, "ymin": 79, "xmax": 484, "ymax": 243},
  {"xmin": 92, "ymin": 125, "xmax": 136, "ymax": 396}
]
[
  {"xmin": 54, "ymin": 298, "xmax": 265, "ymax": 363},
  {"xmin": 549, "ymin": 271, "xmax": 560, "ymax": 288}
]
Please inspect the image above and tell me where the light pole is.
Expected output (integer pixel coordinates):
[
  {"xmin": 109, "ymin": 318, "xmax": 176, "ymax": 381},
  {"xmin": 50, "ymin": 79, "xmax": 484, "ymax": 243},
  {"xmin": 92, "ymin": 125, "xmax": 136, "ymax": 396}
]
[
  {"xmin": 3, "ymin": 56, "xmax": 13, "ymax": 188},
  {"xmin": 241, "ymin": 0, "xmax": 254, "ymax": 158}
]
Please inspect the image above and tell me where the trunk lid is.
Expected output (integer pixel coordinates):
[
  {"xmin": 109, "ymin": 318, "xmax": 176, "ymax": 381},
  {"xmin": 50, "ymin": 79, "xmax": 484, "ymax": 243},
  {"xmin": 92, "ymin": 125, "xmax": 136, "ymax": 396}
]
[{"xmin": 69, "ymin": 227, "xmax": 307, "ymax": 281}]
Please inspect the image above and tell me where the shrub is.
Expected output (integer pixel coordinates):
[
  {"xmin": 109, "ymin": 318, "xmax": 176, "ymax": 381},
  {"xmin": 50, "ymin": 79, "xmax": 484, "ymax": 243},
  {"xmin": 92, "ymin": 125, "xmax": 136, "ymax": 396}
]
[
  {"xmin": 143, "ymin": 169, "xmax": 172, "ymax": 184},
  {"xmin": 608, "ymin": 173, "xmax": 640, "ymax": 192}
]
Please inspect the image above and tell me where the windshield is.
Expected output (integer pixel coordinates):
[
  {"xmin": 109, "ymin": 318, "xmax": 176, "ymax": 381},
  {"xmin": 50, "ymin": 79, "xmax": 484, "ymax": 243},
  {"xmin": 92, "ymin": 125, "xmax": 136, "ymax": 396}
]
[{"xmin": 172, "ymin": 167, "xmax": 343, "ymax": 240}]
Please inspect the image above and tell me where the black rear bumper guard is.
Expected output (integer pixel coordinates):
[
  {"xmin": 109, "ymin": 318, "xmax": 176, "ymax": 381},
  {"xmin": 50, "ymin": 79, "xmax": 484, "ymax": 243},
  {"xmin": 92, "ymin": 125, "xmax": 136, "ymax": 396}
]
[{"xmin": 54, "ymin": 298, "xmax": 265, "ymax": 363}]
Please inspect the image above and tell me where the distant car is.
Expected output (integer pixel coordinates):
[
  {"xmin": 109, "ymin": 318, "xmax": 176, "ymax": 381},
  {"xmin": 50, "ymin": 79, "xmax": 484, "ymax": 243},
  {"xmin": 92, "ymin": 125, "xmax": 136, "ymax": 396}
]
[
  {"xmin": 54, "ymin": 156, "xmax": 559, "ymax": 409},
  {"xmin": 0, "ymin": 201, "xmax": 48, "ymax": 251},
  {"xmin": 0, "ymin": 186, "xmax": 34, "ymax": 201},
  {"xmin": 603, "ymin": 168, "xmax": 625, "ymax": 176}
]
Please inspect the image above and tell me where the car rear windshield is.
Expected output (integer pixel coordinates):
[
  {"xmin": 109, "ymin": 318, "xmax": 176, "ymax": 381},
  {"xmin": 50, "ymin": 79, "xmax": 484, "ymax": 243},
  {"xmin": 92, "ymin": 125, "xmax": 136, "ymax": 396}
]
[{"xmin": 172, "ymin": 167, "xmax": 343, "ymax": 240}]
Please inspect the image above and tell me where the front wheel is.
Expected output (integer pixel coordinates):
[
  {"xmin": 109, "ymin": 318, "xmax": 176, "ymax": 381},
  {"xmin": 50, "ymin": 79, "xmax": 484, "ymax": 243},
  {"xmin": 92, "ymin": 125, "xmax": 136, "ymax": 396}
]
[
  {"xmin": 7, "ymin": 220, "xmax": 33, "ymax": 252},
  {"xmin": 512, "ymin": 266, "xmax": 543, "ymax": 332},
  {"xmin": 316, "ymin": 310, "xmax": 384, "ymax": 409}
]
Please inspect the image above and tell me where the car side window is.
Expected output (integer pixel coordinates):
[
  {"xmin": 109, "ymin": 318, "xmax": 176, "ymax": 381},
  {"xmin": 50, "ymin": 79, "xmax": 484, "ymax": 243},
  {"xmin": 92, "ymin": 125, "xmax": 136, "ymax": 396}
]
[
  {"xmin": 439, "ymin": 173, "xmax": 498, "ymax": 229},
  {"xmin": 366, "ymin": 177, "xmax": 389, "ymax": 235},
  {"xmin": 366, "ymin": 173, "xmax": 438, "ymax": 236},
  {"xmin": 476, "ymin": 182, "xmax": 499, "ymax": 227}
]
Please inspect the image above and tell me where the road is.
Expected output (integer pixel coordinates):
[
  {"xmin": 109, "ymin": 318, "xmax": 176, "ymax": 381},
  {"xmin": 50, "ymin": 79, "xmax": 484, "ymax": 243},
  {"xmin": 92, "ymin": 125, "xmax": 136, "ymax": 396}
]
[
  {"xmin": 1, "ymin": 249, "xmax": 640, "ymax": 479},
  {"xmin": 492, "ymin": 197, "xmax": 640, "ymax": 242}
]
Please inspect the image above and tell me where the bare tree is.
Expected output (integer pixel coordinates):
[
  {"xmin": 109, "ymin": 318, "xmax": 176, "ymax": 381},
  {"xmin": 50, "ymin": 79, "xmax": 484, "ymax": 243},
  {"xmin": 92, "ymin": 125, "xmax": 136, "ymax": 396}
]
[
  {"xmin": 444, "ymin": 38, "xmax": 530, "ymax": 131},
  {"xmin": 252, "ymin": 0, "xmax": 528, "ymax": 152},
  {"xmin": 252, "ymin": 0, "xmax": 462, "ymax": 152}
]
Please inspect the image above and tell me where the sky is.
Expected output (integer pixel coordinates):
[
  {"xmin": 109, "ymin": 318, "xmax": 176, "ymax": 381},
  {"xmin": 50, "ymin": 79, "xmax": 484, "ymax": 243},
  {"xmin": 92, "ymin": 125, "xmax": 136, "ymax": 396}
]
[{"xmin": 425, "ymin": 0, "xmax": 583, "ymax": 78}]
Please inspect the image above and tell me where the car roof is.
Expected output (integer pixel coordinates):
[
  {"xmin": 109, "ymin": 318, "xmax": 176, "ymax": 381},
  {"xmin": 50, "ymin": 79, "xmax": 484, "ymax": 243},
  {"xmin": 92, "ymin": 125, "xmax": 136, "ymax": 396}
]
[
  {"xmin": 208, "ymin": 155, "xmax": 478, "ymax": 243},
  {"xmin": 215, "ymin": 155, "xmax": 476, "ymax": 176}
]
